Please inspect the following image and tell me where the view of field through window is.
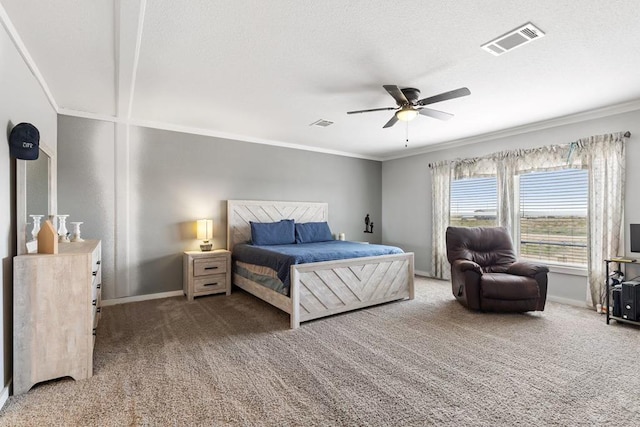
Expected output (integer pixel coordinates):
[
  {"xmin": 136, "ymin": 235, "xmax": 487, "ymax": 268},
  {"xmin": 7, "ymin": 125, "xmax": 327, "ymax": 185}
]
[{"xmin": 450, "ymin": 169, "xmax": 588, "ymax": 266}]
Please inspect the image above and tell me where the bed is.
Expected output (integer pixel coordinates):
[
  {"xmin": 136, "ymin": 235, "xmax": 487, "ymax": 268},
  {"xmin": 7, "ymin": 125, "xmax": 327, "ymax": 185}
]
[{"xmin": 227, "ymin": 200, "xmax": 415, "ymax": 328}]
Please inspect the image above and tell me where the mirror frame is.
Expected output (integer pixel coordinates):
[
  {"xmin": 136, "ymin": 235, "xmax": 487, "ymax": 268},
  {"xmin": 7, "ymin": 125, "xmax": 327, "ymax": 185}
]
[{"xmin": 16, "ymin": 140, "xmax": 57, "ymax": 255}]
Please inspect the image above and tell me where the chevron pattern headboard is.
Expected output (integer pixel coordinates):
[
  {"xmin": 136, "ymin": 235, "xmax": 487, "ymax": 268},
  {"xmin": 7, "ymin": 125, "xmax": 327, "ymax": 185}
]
[{"xmin": 226, "ymin": 200, "xmax": 329, "ymax": 251}]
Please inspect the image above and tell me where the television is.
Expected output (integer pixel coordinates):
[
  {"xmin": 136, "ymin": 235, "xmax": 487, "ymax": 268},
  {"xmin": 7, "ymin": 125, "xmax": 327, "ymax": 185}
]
[{"xmin": 632, "ymin": 224, "xmax": 640, "ymax": 253}]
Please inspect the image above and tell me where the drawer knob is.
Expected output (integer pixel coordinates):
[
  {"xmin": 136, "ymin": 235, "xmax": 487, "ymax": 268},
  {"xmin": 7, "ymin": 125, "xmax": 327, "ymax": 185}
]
[
  {"xmin": 97, "ymin": 261, "xmax": 101, "ymax": 265},
  {"xmin": 204, "ymin": 282, "xmax": 219, "ymax": 287},
  {"xmin": 92, "ymin": 328, "xmax": 97, "ymax": 336},
  {"xmin": 97, "ymin": 307, "xmax": 101, "ymax": 313},
  {"xmin": 97, "ymin": 283, "xmax": 101, "ymax": 289},
  {"xmin": 204, "ymin": 266, "xmax": 219, "ymax": 270},
  {"xmin": 92, "ymin": 299, "xmax": 97, "ymax": 306},
  {"xmin": 92, "ymin": 271, "xmax": 98, "ymax": 276}
]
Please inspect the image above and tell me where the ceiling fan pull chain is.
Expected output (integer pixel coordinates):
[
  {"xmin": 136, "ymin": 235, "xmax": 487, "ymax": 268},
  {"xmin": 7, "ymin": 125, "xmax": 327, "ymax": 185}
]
[{"xmin": 405, "ymin": 120, "xmax": 409, "ymax": 148}]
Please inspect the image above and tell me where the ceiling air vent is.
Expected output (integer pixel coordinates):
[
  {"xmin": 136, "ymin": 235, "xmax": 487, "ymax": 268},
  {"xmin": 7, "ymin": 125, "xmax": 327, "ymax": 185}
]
[
  {"xmin": 481, "ymin": 22, "xmax": 545, "ymax": 56},
  {"xmin": 310, "ymin": 119, "xmax": 334, "ymax": 127}
]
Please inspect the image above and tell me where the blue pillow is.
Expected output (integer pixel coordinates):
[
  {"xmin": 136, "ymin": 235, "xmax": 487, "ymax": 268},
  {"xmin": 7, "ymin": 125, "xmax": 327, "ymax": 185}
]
[
  {"xmin": 250, "ymin": 219, "xmax": 295, "ymax": 245},
  {"xmin": 295, "ymin": 222, "xmax": 334, "ymax": 243}
]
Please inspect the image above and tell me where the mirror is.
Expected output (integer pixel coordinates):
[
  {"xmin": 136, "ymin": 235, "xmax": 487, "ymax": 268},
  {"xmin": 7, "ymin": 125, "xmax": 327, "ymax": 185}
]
[
  {"xmin": 16, "ymin": 143, "xmax": 56, "ymax": 255},
  {"xmin": 26, "ymin": 151, "xmax": 50, "ymax": 218}
]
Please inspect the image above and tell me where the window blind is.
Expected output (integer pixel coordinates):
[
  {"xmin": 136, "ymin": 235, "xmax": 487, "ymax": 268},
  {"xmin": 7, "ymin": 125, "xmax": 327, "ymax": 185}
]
[
  {"xmin": 519, "ymin": 168, "xmax": 588, "ymax": 265},
  {"xmin": 450, "ymin": 177, "xmax": 497, "ymax": 227}
]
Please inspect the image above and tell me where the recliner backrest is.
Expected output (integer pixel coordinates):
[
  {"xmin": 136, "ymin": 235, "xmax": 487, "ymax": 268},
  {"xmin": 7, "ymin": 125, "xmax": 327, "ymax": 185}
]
[{"xmin": 446, "ymin": 226, "xmax": 517, "ymax": 272}]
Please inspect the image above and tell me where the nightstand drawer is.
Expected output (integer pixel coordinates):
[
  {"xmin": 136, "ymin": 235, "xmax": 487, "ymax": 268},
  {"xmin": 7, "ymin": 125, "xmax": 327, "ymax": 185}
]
[
  {"xmin": 193, "ymin": 274, "xmax": 227, "ymax": 293},
  {"xmin": 193, "ymin": 258, "xmax": 227, "ymax": 276}
]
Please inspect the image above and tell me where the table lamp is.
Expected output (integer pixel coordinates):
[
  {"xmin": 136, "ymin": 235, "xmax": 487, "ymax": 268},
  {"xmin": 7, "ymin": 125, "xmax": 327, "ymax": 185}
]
[{"xmin": 197, "ymin": 219, "xmax": 213, "ymax": 251}]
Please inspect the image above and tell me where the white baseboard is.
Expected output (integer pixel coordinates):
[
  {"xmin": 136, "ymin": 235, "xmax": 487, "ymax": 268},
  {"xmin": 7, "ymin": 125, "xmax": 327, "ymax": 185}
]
[
  {"xmin": 414, "ymin": 270, "xmax": 431, "ymax": 278},
  {"xmin": 1, "ymin": 380, "xmax": 11, "ymax": 410},
  {"xmin": 101, "ymin": 290, "xmax": 184, "ymax": 306},
  {"xmin": 547, "ymin": 294, "xmax": 589, "ymax": 308}
]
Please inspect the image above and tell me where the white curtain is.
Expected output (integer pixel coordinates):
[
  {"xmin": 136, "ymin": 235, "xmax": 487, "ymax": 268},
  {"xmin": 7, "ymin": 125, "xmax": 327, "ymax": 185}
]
[
  {"xmin": 574, "ymin": 133, "xmax": 626, "ymax": 307},
  {"xmin": 430, "ymin": 160, "xmax": 451, "ymax": 280},
  {"xmin": 452, "ymin": 156, "xmax": 496, "ymax": 179},
  {"xmin": 512, "ymin": 144, "xmax": 576, "ymax": 172},
  {"xmin": 496, "ymin": 153, "xmax": 517, "ymax": 235}
]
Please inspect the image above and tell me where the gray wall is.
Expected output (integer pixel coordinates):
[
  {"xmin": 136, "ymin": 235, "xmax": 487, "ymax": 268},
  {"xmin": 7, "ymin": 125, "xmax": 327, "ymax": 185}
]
[
  {"xmin": 382, "ymin": 108, "xmax": 640, "ymax": 304},
  {"xmin": 1, "ymin": 24, "xmax": 57, "ymax": 396},
  {"xmin": 58, "ymin": 118, "xmax": 382, "ymax": 299},
  {"xmin": 57, "ymin": 117, "xmax": 115, "ymax": 298}
]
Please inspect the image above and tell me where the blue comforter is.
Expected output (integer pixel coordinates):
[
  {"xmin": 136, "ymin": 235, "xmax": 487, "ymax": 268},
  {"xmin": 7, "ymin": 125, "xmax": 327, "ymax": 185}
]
[{"xmin": 233, "ymin": 241, "xmax": 404, "ymax": 292}]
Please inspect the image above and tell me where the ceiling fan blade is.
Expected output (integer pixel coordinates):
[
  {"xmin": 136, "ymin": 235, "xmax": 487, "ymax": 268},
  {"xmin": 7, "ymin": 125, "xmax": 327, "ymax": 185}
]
[
  {"xmin": 383, "ymin": 114, "xmax": 399, "ymax": 128},
  {"xmin": 383, "ymin": 85, "xmax": 409, "ymax": 105},
  {"xmin": 347, "ymin": 107, "xmax": 396, "ymax": 114},
  {"xmin": 418, "ymin": 107, "xmax": 454, "ymax": 121},
  {"xmin": 417, "ymin": 87, "xmax": 471, "ymax": 106}
]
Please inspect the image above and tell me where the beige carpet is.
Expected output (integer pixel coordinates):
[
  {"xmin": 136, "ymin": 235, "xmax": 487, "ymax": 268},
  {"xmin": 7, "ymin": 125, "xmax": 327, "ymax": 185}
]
[{"xmin": 2, "ymin": 277, "xmax": 640, "ymax": 426}]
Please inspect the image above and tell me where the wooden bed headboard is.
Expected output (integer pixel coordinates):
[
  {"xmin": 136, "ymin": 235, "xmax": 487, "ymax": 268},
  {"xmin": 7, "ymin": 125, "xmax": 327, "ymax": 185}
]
[{"xmin": 226, "ymin": 200, "xmax": 329, "ymax": 251}]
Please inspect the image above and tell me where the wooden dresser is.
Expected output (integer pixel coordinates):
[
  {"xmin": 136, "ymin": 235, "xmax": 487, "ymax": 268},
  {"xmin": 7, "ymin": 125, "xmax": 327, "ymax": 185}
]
[{"xmin": 13, "ymin": 240, "xmax": 102, "ymax": 395}]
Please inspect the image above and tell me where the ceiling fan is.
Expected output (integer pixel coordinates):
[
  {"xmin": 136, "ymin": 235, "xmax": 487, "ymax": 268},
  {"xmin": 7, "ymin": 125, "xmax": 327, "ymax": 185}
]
[{"xmin": 347, "ymin": 85, "xmax": 471, "ymax": 128}]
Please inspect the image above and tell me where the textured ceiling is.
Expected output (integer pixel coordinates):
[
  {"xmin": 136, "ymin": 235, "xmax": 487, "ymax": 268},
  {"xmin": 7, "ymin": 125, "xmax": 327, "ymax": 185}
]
[{"xmin": 2, "ymin": 0, "xmax": 640, "ymax": 159}]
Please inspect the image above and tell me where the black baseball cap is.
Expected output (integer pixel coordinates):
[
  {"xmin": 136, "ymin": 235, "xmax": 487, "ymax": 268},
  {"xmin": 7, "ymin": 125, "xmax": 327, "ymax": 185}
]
[{"xmin": 9, "ymin": 123, "xmax": 39, "ymax": 160}]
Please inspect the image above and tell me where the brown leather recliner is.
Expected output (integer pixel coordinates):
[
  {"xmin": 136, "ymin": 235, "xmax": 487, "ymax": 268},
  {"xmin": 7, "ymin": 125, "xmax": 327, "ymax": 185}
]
[{"xmin": 445, "ymin": 226, "xmax": 549, "ymax": 312}]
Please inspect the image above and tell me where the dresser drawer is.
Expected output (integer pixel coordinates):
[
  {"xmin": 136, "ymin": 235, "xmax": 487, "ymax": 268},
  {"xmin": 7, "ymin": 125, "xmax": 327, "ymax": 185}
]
[
  {"xmin": 92, "ymin": 278, "xmax": 101, "ymax": 301},
  {"xmin": 193, "ymin": 258, "xmax": 227, "ymax": 276},
  {"xmin": 93, "ymin": 305, "xmax": 99, "ymax": 329},
  {"xmin": 193, "ymin": 274, "xmax": 227, "ymax": 293},
  {"xmin": 93, "ymin": 287, "xmax": 102, "ymax": 324}
]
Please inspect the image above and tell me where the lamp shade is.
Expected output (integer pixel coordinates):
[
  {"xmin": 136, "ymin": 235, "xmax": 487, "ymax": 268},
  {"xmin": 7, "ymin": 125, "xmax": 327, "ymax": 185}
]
[
  {"xmin": 396, "ymin": 107, "xmax": 419, "ymax": 122},
  {"xmin": 196, "ymin": 219, "xmax": 213, "ymax": 240}
]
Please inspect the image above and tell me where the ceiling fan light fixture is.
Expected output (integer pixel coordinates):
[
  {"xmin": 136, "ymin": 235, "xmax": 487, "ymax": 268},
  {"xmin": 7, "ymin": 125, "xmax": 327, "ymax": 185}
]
[{"xmin": 396, "ymin": 108, "xmax": 419, "ymax": 122}]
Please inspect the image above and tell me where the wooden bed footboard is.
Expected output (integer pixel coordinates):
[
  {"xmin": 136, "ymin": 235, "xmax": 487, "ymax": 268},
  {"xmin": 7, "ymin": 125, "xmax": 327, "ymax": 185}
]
[
  {"xmin": 233, "ymin": 252, "xmax": 414, "ymax": 329},
  {"xmin": 290, "ymin": 252, "xmax": 414, "ymax": 328}
]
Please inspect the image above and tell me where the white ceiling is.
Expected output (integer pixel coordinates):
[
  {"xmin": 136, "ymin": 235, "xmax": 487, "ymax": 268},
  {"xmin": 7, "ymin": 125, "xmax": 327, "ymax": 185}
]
[{"xmin": 2, "ymin": 0, "xmax": 640, "ymax": 160}]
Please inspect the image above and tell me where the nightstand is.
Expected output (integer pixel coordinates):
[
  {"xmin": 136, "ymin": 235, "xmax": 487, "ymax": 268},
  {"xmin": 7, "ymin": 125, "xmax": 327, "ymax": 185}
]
[{"xmin": 183, "ymin": 249, "xmax": 231, "ymax": 301}]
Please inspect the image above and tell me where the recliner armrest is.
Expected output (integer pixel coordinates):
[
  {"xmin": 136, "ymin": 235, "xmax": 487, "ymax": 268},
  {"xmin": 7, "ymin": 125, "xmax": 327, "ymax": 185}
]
[
  {"xmin": 507, "ymin": 261, "xmax": 549, "ymax": 277},
  {"xmin": 452, "ymin": 259, "xmax": 482, "ymax": 275}
]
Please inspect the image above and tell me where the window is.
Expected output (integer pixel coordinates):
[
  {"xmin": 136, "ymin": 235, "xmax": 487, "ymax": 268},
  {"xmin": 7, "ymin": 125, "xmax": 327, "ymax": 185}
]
[
  {"xmin": 518, "ymin": 169, "xmax": 588, "ymax": 266},
  {"xmin": 449, "ymin": 169, "xmax": 588, "ymax": 267},
  {"xmin": 450, "ymin": 177, "xmax": 497, "ymax": 227}
]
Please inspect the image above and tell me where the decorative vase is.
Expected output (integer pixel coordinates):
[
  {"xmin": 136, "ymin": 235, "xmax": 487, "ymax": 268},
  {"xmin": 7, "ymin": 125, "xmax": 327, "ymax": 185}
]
[
  {"xmin": 38, "ymin": 220, "xmax": 58, "ymax": 254},
  {"xmin": 29, "ymin": 215, "xmax": 43, "ymax": 241},
  {"xmin": 56, "ymin": 215, "xmax": 70, "ymax": 243},
  {"xmin": 70, "ymin": 222, "xmax": 84, "ymax": 242}
]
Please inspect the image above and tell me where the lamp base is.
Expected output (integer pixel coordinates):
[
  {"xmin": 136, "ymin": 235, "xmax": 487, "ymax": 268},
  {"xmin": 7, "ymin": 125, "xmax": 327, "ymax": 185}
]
[{"xmin": 200, "ymin": 242, "xmax": 213, "ymax": 252}]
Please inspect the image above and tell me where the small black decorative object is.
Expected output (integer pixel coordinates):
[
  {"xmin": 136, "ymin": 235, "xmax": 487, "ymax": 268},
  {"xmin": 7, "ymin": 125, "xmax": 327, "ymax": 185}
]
[
  {"xmin": 364, "ymin": 214, "xmax": 374, "ymax": 233},
  {"xmin": 9, "ymin": 122, "xmax": 39, "ymax": 160}
]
